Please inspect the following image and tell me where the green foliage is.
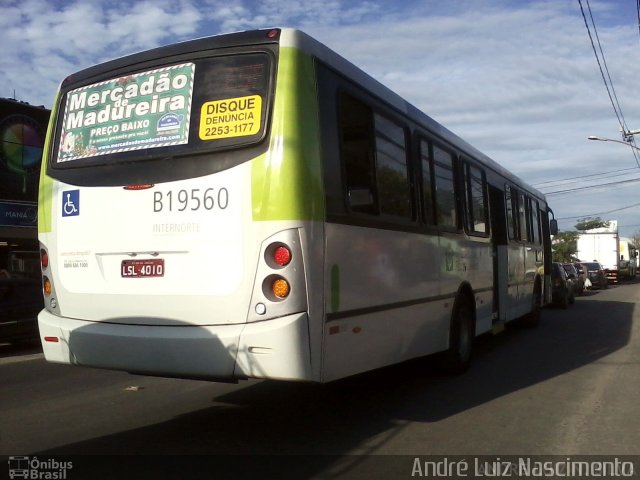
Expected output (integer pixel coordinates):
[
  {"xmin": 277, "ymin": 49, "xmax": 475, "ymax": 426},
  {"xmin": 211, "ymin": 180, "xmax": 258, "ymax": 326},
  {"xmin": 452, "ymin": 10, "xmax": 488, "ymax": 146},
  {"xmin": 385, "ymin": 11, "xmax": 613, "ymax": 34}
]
[
  {"xmin": 552, "ymin": 230, "xmax": 579, "ymax": 262},
  {"xmin": 574, "ymin": 217, "xmax": 609, "ymax": 231}
]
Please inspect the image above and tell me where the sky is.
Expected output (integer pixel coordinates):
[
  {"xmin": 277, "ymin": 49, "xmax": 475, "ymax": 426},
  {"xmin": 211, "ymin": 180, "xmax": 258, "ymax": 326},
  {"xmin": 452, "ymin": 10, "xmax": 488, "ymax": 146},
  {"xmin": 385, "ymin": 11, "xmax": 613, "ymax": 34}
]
[{"xmin": 2, "ymin": 0, "xmax": 640, "ymax": 236}]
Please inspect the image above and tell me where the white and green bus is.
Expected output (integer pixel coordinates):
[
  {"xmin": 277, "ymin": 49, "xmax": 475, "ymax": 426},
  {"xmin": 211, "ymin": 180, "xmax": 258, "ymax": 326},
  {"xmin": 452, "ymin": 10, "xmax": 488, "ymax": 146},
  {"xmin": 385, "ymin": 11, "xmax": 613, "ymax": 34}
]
[{"xmin": 38, "ymin": 28, "xmax": 557, "ymax": 383}]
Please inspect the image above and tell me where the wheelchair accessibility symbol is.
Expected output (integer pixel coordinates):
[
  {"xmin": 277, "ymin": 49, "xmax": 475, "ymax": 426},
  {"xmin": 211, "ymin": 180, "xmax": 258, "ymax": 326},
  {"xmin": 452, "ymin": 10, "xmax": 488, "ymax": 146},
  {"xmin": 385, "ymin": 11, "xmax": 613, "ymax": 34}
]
[{"xmin": 62, "ymin": 190, "xmax": 80, "ymax": 217}]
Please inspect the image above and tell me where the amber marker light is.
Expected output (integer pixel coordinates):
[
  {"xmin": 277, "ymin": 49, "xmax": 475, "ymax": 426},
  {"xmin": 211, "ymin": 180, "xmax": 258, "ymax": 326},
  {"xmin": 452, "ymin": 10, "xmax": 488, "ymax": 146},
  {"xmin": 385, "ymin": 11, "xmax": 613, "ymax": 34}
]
[
  {"xmin": 272, "ymin": 278, "xmax": 290, "ymax": 298},
  {"xmin": 43, "ymin": 276, "xmax": 52, "ymax": 296}
]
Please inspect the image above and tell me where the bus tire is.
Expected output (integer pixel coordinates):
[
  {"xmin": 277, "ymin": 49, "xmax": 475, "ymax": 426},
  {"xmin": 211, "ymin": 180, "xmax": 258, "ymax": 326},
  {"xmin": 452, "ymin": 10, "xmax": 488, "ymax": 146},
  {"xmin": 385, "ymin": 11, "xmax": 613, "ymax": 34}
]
[{"xmin": 440, "ymin": 294, "xmax": 474, "ymax": 375}]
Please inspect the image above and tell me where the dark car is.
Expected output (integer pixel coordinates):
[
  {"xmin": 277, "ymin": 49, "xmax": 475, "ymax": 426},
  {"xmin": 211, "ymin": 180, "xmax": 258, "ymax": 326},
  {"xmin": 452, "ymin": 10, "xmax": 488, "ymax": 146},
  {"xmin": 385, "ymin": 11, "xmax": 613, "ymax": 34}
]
[
  {"xmin": 0, "ymin": 250, "xmax": 43, "ymax": 344},
  {"xmin": 563, "ymin": 263, "xmax": 584, "ymax": 296},
  {"xmin": 580, "ymin": 261, "xmax": 608, "ymax": 290},
  {"xmin": 551, "ymin": 262, "xmax": 574, "ymax": 308}
]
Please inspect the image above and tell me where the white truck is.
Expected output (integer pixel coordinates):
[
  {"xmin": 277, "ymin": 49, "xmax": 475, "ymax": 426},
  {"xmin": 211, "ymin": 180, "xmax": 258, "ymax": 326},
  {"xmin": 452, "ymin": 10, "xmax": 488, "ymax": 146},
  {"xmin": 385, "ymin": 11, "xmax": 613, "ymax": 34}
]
[{"xmin": 576, "ymin": 221, "xmax": 638, "ymax": 283}]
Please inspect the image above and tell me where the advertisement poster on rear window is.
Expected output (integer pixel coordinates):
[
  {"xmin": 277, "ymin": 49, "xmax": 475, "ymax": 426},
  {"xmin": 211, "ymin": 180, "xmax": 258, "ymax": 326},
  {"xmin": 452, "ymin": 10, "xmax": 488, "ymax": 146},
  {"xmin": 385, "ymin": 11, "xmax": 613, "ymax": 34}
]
[{"xmin": 57, "ymin": 63, "xmax": 195, "ymax": 163}]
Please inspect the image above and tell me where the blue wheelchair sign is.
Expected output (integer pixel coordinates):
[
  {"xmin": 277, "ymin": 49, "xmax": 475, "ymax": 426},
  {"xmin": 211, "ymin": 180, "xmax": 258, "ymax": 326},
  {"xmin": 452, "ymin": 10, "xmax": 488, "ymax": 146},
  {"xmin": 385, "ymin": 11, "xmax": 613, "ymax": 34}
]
[{"xmin": 62, "ymin": 190, "xmax": 80, "ymax": 217}]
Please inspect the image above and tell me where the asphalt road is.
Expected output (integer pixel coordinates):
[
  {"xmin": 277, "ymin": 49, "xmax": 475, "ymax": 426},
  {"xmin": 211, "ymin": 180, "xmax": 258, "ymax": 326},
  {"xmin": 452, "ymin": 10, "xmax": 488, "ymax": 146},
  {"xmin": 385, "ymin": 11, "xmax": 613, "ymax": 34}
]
[{"xmin": 1, "ymin": 281, "xmax": 639, "ymax": 479}]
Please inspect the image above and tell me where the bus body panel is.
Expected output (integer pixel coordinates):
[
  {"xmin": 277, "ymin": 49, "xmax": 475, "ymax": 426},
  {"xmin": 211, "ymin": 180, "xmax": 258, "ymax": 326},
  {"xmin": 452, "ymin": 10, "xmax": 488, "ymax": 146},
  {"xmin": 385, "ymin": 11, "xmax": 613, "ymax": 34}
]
[
  {"xmin": 235, "ymin": 312, "xmax": 312, "ymax": 381},
  {"xmin": 39, "ymin": 308, "xmax": 314, "ymax": 381},
  {"xmin": 38, "ymin": 309, "xmax": 242, "ymax": 379},
  {"xmin": 323, "ymin": 223, "xmax": 494, "ymax": 382},
  {"xmin": 41, "ymin": 162, "xmax": 262, "ymax": 326}
]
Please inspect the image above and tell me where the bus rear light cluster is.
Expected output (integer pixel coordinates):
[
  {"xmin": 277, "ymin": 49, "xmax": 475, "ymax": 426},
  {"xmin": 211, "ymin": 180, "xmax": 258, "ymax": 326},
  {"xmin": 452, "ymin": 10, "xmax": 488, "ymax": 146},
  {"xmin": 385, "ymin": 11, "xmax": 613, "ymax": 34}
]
[
  {"xmin": 249, "ymin": 232, "xmax": 306, "ymax": 322},
  {"xmin": 258, "ymin": 243, "xmax": 294, "ymax": 308},
  {"xmin": 41, "ymin": 247, "xmax": 52, "ymax": 297},
  {"xmin": 40, "ymin": 245, "xmax": 58, "ymax": 311}
]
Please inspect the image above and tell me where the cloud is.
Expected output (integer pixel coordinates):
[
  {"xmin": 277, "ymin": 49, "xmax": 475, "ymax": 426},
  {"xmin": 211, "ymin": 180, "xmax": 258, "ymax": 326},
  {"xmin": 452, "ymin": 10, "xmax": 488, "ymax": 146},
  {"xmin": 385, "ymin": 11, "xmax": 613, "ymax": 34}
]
[
  {"xmin": 0, "ymin": 0, "xmax": 203, "ymax": 105},
  {"xmin": 203, "ymin": 0, "xmax": 382, "ymax": 32}
]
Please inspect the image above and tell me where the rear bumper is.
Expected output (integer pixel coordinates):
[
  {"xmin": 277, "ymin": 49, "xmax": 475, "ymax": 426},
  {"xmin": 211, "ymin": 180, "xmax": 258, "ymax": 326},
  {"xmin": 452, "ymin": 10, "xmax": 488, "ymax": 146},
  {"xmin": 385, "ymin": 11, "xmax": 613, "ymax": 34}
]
[
  {"xmin": 587, "ymin": 274, "xmax": 607, "ymax": 288},
  {"xmin": 38, "ymin": 310, "xmax": 312, "ymax": 382}
]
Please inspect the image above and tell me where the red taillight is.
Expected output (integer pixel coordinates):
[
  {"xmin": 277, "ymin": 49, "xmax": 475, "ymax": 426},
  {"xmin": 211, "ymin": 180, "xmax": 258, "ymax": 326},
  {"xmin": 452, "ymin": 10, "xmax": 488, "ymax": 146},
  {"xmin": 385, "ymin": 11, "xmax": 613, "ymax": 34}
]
[
  {"xmin": 273, "ymin": 246, "xmax": 292, "ymax": 266},
  {"xmin": 44, "ymin": 336, "xmax": 59, "ymax": 343},
  {"xmin": 41, "ymin": 249, "xmax": 49, "ymax": 269},
  {"xmin": 123, "ymin": 184, "xmax": 154, "ymax": 190}
]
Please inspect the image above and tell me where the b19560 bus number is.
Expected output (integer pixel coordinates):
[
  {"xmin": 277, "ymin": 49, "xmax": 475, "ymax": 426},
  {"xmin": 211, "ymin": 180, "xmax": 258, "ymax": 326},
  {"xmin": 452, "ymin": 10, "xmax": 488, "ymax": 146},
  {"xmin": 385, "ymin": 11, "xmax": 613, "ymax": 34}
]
[{"xmin": 153, "ymin": 188, "xmax": 229, "ymax": 213}]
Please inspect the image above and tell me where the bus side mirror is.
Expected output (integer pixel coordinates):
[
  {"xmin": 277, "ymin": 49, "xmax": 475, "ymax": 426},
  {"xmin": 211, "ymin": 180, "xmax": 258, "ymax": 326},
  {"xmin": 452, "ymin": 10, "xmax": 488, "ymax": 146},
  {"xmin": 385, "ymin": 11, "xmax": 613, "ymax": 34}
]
[{"xmin": 550, "ymin": 219, "xmax": 558, "ymax": 235}]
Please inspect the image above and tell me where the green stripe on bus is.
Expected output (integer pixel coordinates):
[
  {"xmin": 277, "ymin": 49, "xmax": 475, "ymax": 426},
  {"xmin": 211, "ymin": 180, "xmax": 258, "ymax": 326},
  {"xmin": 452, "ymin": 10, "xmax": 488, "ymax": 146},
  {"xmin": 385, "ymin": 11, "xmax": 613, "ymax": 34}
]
[
  {"xmin": 251, "ymin": 47, "xmax": 324, "ymax": 221},
  {"xmin": 38, "ymin": 95, "xmax": 60, "ymax": 234}
]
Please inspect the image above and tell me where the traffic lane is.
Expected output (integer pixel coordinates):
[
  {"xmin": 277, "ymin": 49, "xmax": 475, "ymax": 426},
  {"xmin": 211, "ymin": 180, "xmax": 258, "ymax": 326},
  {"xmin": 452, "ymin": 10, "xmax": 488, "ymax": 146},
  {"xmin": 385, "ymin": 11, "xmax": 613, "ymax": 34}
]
[
  {"xmin": 1, "ymin": 285, "xmax": 637, "ymax": 458},
  {"xmin": 0, "ymin": 343, "xmax": 42, "ymax": 369},
  {"xmin": 1, "ymin": 356, "xmax": 243, "ymax": 456}
]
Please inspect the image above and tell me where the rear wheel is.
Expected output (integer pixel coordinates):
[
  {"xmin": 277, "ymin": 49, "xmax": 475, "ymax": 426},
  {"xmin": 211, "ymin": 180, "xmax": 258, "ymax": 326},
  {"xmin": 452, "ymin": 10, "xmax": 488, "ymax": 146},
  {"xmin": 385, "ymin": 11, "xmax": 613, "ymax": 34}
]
[{"xmin": 440, "ymin": 294, "xmax": 474, "ymax": 374}]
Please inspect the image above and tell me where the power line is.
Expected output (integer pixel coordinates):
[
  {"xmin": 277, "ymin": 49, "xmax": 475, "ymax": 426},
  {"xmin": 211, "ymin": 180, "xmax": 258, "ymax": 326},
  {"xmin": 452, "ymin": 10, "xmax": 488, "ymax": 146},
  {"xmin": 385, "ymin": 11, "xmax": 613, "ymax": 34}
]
[
  {"xmin": 556, "ymin": 201, "xmax": 640, "ymax": 220},
  {"xmin": 579, "ymin": 0, "xmax": 640, "ymax": 167},
  {"xmin": 637, "ymin": 0, "xmax": 640, "ymax": 46},
  {"xmin": 544, "ymin": 175, "xmax": 640, "ymax": 195},
  {"xmin": 579, "ymin": 0, "xmax": 625, "ymax": 132},
  {"xmin": 534, "ymin": 167, "xmax": 639, "ymax": 189}
]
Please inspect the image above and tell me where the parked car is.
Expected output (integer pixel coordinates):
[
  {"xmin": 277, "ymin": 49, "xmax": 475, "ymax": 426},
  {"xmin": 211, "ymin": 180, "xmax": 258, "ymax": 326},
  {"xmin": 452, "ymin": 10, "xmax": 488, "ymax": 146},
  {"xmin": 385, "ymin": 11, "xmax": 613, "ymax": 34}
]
[
  {"xmin": 551, "ymin": 262, "xmax": 574, "ymax": 308},
  {"xmin": 563, "ymin": 263, "xmax": 584, "ymax": 296},
  {"xmin": 580, "ymin": 261, "xmax": 608, "ymax": 290}
]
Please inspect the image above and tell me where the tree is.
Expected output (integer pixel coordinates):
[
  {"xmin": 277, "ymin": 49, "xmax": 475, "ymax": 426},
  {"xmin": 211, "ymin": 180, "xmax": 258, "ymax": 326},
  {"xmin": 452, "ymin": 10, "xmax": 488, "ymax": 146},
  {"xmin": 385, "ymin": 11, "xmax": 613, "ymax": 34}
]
[
  {"xmin": 575, "ymin": 217, "xmax": 610, "ymax": 232},
  {"xmin": 552, "ymin": 230, "xmax": 579, "ymax": 262}
]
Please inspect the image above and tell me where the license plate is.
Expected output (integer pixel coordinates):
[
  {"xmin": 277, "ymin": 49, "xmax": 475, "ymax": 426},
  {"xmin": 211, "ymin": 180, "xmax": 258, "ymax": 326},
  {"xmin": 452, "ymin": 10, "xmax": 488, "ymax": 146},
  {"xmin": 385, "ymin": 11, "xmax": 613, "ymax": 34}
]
[{"xmin": 121, "ymin": 259, "xmax": 164, "ymax": 278}]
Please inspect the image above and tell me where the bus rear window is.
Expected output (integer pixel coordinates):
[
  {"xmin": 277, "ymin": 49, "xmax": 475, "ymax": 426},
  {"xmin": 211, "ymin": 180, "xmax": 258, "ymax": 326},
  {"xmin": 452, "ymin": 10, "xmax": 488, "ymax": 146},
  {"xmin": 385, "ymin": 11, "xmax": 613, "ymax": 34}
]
[{"xmin": 54, "ymin": 52, "xmax": 273, "ymax": 167}]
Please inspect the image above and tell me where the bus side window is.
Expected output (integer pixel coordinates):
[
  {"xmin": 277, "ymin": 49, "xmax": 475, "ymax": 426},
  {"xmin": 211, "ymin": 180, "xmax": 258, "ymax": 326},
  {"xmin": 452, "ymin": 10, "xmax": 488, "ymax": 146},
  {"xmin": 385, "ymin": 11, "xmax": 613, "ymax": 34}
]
[
  {"xmin": 338, "ymin": 92, "xmax": 377, "ymax": 214},
  {"xmin": 373, "ymin": 113, "xmax": 411, "ymax": 218},
  {"xmin": 505, "ymin": 185, "xmax": 517, "ymax": 240},
  {"xmin": 433, "ymin": 145, "xmax": 457, "ymax": 228},
  {"xmin": 464, "ymin": 162, "xmax": 488, "ymax": 234},
  {"xmin": 518, "ymin": 192, "xmax": 528, "ymax": 242},
  {"xmin": 419, "ymin": 139, "xmax": 435, "ymax": 225},
  {"xmin": 530, "ymin": 199, "xmax": 541, "ymax": 245}
]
